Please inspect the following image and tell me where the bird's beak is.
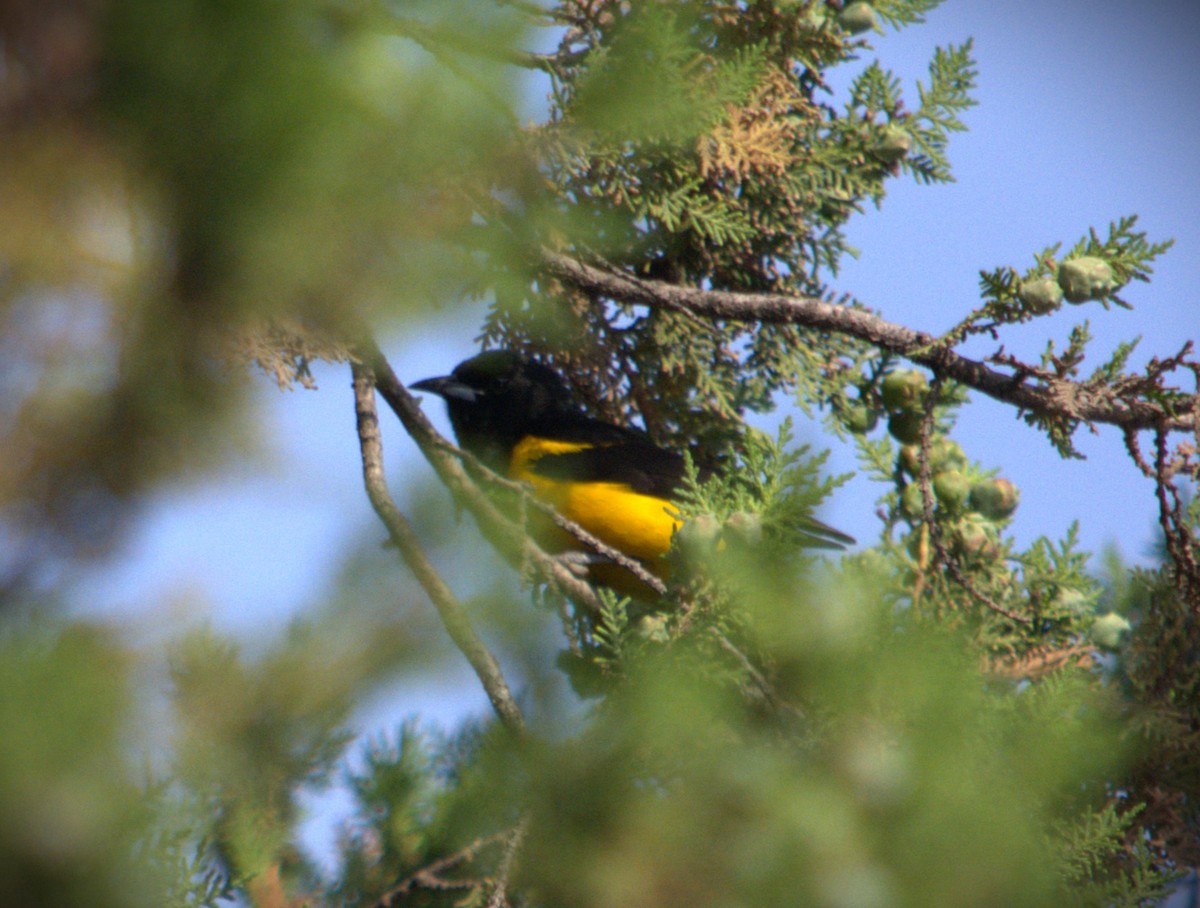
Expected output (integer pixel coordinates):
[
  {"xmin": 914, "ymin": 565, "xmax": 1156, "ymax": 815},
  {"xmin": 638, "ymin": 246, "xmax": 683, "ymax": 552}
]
[{"xmin": 410, "ymin": 376, "xmax": 479, "ymax": 403}]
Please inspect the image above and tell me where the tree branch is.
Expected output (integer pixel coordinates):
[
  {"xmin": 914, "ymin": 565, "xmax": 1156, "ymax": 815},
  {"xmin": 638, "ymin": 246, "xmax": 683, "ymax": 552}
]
[
  {"xmin": 352, "ymin": 336, "xmax": 607, "ymax": 615},
  {"xmin": 916, "ymin": 375, "xmax": 1032, "ymax": 627},
  {"xmin": 352, "ymin": 362, "xmax": 526, "ymax": 735},
  {"xmin": 712, "ymin": 630, "xmax": 804, "ymax": 721},
  {"xmin": 542, "ymin": 251, "xmax": 1197, "ymax": 433},
  {"xmin": 371, "ymin": 831, "xmax": 510, "ymax": 908},
  {"xmin": 485, "ymin": 815, "xmax": 530, "ymax": 908}
]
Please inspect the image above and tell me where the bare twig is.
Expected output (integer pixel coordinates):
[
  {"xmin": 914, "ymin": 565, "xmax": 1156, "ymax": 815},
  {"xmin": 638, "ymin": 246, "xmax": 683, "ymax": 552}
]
[
  {"xmin": 1149, "ymin": 429, "xmax": 1200, "ymax": 699},
  {"xmin": 353, "ymin": 362, "xmax": 526, "ymax": 735},
  {"xmin": 940, "ymin": 549, "xmax": 1031, "ymax": 626},
  {"xmin": 713, "ymin": 630, "xmax": 803, "ymax": 720},
  {"xmin": 437, "ymin": 438, "xmax": 669, "ymax": 598},
  {"xmin": 372, "ymin": 831, "xmax": 510, "ymax": 908},
  {"xmin": 485, "ymin": 815, "xmax": 530, "ymax": 908},
  {"xmin": 908, "ymin": 374, "xmax": 942, "ymax": 608}
]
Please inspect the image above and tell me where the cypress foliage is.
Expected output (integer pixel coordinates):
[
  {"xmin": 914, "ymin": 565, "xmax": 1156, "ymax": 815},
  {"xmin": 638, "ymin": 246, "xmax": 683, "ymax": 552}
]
[{"xmin": 0, "ymin": 2, "xmax": 1195, "ymax": 906}]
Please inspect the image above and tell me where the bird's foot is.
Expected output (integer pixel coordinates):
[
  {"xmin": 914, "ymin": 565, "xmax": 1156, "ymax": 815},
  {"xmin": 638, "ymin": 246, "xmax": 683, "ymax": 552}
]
[{"xmin": 554, "ymin": 551, "xmax": 613, "ymax": 578}]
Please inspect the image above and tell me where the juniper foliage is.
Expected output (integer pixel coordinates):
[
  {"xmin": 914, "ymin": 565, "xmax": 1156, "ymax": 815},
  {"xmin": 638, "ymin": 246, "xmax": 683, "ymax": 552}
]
[{"xmin": 1, "ymin": 2, "xmax": 1197, "ymax": 907}]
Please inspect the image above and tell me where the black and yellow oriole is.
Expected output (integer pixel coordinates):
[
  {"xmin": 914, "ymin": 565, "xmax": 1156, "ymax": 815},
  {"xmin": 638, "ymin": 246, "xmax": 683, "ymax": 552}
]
[{"xmin": 412, "ymin": 350, "xmax": 850, "ymax": 586}]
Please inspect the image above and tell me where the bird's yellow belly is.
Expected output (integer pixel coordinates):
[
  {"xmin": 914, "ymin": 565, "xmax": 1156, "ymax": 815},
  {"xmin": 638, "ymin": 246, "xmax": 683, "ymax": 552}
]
[{"xmin": 549, "ymin": 480, "xmax": 679, "ymax": 561}]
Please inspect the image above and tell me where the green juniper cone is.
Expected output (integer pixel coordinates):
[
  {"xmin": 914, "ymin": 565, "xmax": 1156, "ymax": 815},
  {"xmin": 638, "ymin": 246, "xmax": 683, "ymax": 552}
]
[
  {"xmin": 881, "ymin": 369, "xmax": 930, "ymax": 412},
  {"xmin": 1017, "ymin": 276, "xmax": 1063, "ymax": 313},
  {"xmin": 968, "ymin": 477, "xmax": 1020, "ymax": 521},
  {"xmin": 1058, "ymin": 255, "xmax": 1118, "ymax": 303}
]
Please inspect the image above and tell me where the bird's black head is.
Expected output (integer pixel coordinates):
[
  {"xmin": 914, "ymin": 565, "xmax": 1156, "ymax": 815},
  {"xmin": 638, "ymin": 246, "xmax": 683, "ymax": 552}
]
[{"xmin": 411, "ymin": 351, "xmax": 578, "ymax": 469}]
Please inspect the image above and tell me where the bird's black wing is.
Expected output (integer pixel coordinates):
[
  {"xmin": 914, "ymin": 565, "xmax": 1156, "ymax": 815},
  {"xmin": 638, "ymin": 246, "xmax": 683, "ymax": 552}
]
[
  {"xmin": 523, "ymin": 414, "xmax": 855, "ymax": 549},
  {"xmin": 522, "ymin": 416, "xmax": 687, "ymax": 500}
]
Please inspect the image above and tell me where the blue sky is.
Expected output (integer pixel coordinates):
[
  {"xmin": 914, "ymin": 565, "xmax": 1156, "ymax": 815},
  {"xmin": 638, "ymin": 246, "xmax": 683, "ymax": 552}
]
[
  {"xmin": 824, "ymin": 0, "xmax": 1199, "ymax": 558},
  {"xmin": 70, "ymin": 1, "xmax": 1200, "ymax": 870}
]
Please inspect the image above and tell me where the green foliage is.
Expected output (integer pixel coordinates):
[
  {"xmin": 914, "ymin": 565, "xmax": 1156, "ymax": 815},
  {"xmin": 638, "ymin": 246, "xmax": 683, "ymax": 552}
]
[
  {"xmin": 1060, "ymin": 215, "xmax": 1175, "ymax": 308},
  {"xmin": 517, "ymin": 578, "xmax": 1129, "ymax": 908},
  {"xmin": 0, "ymin": 624, "xmax": 151, "ymax": 908},
  {"xmin": 1053, "ymin": 802, "xmax": 1179, "ymax": 906},
  {"xmin": 336, "ymin": 724, "xmax": 448, "ymax": 901},
  {"xmin": 673, "ymin": 419, "xmax": 847, "ymax": 533},
  {"xmin": 136, "ymin": 786, "xmax": 235, "ymax": 908},
  {"xmin": 482, "ymin": 0, "xmax": 980, "ymax": 455},
  {"xmin": 958, "ymin": 216, "xmax": 1169, "ymax": 355},
  {"xmin": 570, "ymin": 8, "xmax": 765, "ymax": 143},
  {"xmin": 953, "ymin": 216, "xmax": 1175, "ymax": 459},
  {"xmin": 872, "ymin": 0, "xmax": 947, "ymax": 29},
  {"xmin": 848, "ymin": 60, "xmax": 904, "ymax": 116},
  {"xmin": 905, "ymin": 40, "xmax": 978, "ymax": 183},
  {"xmin": 3, "ymin": 0, "xmax": 1196, "ymax": 906}
]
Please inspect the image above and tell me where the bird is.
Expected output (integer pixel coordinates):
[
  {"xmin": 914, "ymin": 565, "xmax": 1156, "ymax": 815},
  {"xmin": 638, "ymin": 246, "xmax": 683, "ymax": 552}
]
[{"xmin": 411, "ymin": 350, "xmax": 852, "ymax": 593}]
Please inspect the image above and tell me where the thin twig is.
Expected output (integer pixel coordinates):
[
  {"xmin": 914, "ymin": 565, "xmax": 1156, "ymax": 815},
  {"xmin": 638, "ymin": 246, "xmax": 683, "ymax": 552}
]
[
  {"xmin": 913, "ymin": 377, "xmax": 1031, "ymax": 626},
  {"xmin": 485, "ymin": 815, "xmax": 530, "ymax": 908},
  {"xmin": 353, "ymin": 362, "xmax": 526, "ymax": 735},
  {"xmin": 430, "ymin": 434, "xmax": 669, "ymax": 597},
  {"xmin": 908, "ymin": 374, "xmax": 943, "ymax": 608},
  {"xmin": 372, "ymin": 831, "xmax": 510, "ymax": 908},
  {"xmin": 941, "ymin": 549, "xmax": 1032, "ymax": 627},
  {"xmin": 713, "ymin": 631, "xmax": 803, "ymax": 720}
]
